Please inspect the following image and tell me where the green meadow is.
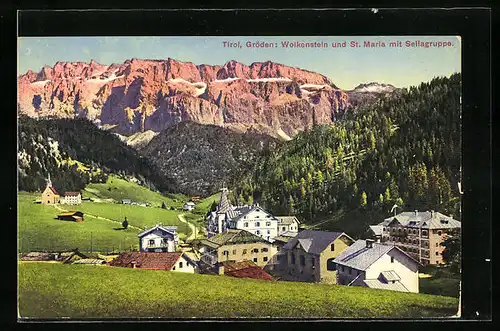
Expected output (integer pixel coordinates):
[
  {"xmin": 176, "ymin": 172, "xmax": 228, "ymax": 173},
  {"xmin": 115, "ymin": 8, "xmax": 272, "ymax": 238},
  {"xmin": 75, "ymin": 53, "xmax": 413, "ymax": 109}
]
[{"xmin": 18, "ymin": 262, "xmax": 459, "ymax": 319}]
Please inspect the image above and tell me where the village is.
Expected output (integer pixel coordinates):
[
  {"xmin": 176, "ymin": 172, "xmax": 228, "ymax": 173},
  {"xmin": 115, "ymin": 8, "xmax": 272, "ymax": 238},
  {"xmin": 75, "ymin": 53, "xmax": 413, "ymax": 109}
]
[{"xmin": 19, "ymin": 177, "xmax": 462, "ymax": 295}]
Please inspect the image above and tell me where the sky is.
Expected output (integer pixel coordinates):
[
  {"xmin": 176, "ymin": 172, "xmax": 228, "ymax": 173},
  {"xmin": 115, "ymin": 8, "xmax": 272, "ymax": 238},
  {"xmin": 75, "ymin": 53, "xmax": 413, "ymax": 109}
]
[{"xmin": 18, "ymin": 36, "xmax": 461, "ymax": 90}]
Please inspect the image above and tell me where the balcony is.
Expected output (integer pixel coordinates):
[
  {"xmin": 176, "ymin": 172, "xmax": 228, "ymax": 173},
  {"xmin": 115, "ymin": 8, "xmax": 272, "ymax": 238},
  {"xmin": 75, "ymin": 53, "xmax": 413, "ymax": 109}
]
[{"xmin": 146, "ymin": 243, "xmax": 171, "ymax": 249}]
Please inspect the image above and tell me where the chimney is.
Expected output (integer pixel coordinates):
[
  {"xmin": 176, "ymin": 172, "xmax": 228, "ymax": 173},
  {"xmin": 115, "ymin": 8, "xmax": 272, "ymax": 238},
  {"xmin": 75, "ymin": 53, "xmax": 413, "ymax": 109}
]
[
  {"xmin": 217, "ymin": 263, "xmax": 224, "ymax": 275},
  {"xmin": 366, "ymin": 239, "xmax": 374, "ymax": 249},
  {"xmin": 430, "ymin": 210, "xmax": 435, "ymax": 218},
  {"xmin": 414, "ymin": 210, "xmax": 418, "ymax": 216}
]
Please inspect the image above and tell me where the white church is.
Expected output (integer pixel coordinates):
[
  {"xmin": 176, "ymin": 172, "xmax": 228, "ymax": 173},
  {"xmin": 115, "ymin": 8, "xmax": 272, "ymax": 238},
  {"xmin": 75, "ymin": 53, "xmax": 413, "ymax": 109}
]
[{"xmin": 205, "ymin": 188, "xmax": 300, "ymax": 242}]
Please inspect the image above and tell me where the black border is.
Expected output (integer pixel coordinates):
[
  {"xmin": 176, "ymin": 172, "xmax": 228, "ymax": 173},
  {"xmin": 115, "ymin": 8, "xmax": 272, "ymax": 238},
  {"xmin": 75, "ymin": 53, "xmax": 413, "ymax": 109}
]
[{"xmin": 6, "ymin": 7, "xmax": 492, "ymax": 327}]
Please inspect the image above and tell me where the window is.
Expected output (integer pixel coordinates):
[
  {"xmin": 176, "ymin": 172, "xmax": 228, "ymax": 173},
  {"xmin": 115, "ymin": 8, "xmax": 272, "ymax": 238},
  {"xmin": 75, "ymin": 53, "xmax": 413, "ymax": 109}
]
[
  {"xmin": 391, "ymin": 256, "xmax": 394, "ymax": 263},
  {"xmin": 253, "ymin": 248, "xmax": 259, "ymax": 253},
  {"xmin": 255, "ymin": 216, "xmax": 260, "ymax": 218},
  {"xmin": 438, "ymin": 231, "xmax": 442, "ymax": 236},
  {"xmin": 436, "ymin": 252, "xmax": 439, "ymax": 256},
  {"xmin": 261, "ymin": 248, "xmax": 268, "ymax": 252},
  {"xmin": 267, "ymin": 230, "xmax": 271, "ymax": 234},
  {"xmin": 398, "ymin": 228, "xmax": 402, "ymax": 233},
  {"xmin": 223, "ymin": 250, "xmax": 229, "ymax": 256},
  {"xmin": 255, "ymin": 222, "xmax": 260, "ymax": 227},
  {"xmin": 300, "ymin": 255, "xmax": 305, "ymax": 266},
  {"xmin": 312, "ymin": 258, "xmax": 315, "ymax": 266},
  {"xmin": 277, "ymin": 246, "xmax": 280, "ymax": 251},
  {"xmin": 149, "ymin": 239, "xmax": 155, "ymax": 246},
  {"xmin": 266, "ymin": 221, "xmax": 271, "ymax": 226},
  {"xmin": 383, "ymin": 227, "xmax": 386, "ymax": 231},
  {"xmin": 232, "ymin": 250, "xmax": 236, "ymax": 255},
  {"xmin": 263, "ymin": 257, "xmax": 268, "ymax": 262},
  {"xmin": 253, "ymin": 258, "xmax": 258, "ymax": 263},
  {"xmin": 244, "ymin": 222, "xmax": 248, "ymax": 227},
  {"xmin": 243, "ymin": 249, "xmax": 247, "ymax": 254},
  {"xmin": 256, "ymin": 230, "xmax": 260, "ymax": 235},
  {"xmin": 282, "ymin": 227, "xmax": 286, "ymax": 231},
  {"xmin": 179, "ymin": 262, "xmax": 183, "ymax": 268},
  {"xmin": 436, "ymin": 243, "xmax": 439, "ymax": 247},
  {"xmin": 331, "ymin": 243, "xmax": 335, "ymax": 251},
  {"xmin": 348, "ymin": 268, "xmax": 352, "ymax": 275},
  {"xmin": 327, "ymin": 258, "xmax": 336, "ymax": 271},
  {"xmin": 291, "ymin": 253, "xmax": 296, "ymax": 264},
  {"xmin": 422, "ymin": 230, "xmax": 428, "ymax": 236}
]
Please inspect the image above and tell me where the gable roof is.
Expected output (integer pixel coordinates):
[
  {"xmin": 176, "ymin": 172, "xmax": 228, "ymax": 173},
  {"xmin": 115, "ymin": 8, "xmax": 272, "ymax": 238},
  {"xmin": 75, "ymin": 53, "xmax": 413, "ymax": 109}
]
[
  {"xmin": 229, "ymin": 205, "xmax": 275, "ymax": 224},
  {"xmin": 276, "ymin": 216, "xmax": 300, "ymax": 225},
  {"xmin": 369, "ymin": 225, "xmax": 384, "ymax": 236},
  {"xmin": 44, "ymin": 185, "xmax": 59, "ymax": 195},
  {"xmin": 222, "ymin": 260, "xmax": 273, "ymax": 281},
  {"xmin": 283, "ymin": 230, "xmax": 351, "ymax": 255},
  {"xmin": 64, "ymin": 192, "xmax": 81, "ymax": 197},
  {"xmin": 378, "ymin": 211, "xmax": 461, "ymax": 229},
  {"xmin": 363, "ymin": 279, "xmax": 409, "ymax": 292},
  {"xmin": 109, "ymin": 252, "xmax": 182, "ymax": 270},
  {"xmin": 138, "ymin": 225, "xmax": 178, "ymax": 238},
  {"xmin": 200, "ymin": 229, "xmax": 269, "ymax": 247},
  {"xmin": 334, "ymin": 240, "xmax": 419, "ymax": 271}
]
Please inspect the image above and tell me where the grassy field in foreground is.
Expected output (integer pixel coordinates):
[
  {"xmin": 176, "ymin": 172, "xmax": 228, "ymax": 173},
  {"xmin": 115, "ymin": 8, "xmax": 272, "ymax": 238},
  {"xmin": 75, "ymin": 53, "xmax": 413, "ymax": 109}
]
[
  {"xmin": 84, "ymin": 175, "xmax": 187, "ymax": 208},
  {"xmin": 18, "ymin": 262, "xmax": 459, "ymax": 319},
  {"xmin": 74, "ymin": 202, "xmax": 190, "ymax": 238},
  {"xmin": 18, "ymin": 193, "xmax": 140, "ymax": 253}
]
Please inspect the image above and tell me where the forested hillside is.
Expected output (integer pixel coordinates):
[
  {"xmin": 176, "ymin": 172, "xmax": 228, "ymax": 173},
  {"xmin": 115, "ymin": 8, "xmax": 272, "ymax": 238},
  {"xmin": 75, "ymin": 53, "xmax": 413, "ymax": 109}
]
[
  {"xmin": 140, "ymin": 121, "xmax": 280, "ymax": 196},
  {"xmin": 18, "ymin": 116, "xmax": 178, "ymax": 194},
  {"xmin": 234, "ymin": 74, "xmax": 461, "ymax": 236}
]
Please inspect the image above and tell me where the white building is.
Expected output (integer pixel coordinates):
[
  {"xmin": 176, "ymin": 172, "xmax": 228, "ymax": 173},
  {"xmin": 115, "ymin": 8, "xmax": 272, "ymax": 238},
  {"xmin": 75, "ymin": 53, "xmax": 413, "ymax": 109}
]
[
  {"xmin": 276, "ymin": 216, "xmax": 300, "ymax": 235},
  {"xmin": 206, "ymin": 188, "xmax": 295, "ymax": 242},
  {"xmin": 62, "ymin": 192, "xmax": 82, "ymax": 205},
  {"xmin": 184, "ymin": 202, "xmax": 196, "ymax": 211},
  {"xmin": 137, "ymin": 224, "xmax": 179, "ymax": 252},
  {"xmin": 333, "ymin": 239, "xmax": 420, "ymax": 293}
]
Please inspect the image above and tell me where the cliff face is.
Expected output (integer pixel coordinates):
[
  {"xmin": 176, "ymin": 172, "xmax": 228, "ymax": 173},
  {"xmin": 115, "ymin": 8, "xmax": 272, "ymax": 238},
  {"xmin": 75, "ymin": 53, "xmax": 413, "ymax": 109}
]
[{"xmin": 18, "ymin": 58, "xmax": 350, "ymax": 137}]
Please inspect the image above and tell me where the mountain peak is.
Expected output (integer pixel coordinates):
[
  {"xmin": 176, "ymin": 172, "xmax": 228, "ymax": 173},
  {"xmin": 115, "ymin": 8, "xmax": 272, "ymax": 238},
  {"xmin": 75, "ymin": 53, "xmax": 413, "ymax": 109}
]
[{"xmin": 351, "ymin": 82, "xmax": 397, "ymax": 93}]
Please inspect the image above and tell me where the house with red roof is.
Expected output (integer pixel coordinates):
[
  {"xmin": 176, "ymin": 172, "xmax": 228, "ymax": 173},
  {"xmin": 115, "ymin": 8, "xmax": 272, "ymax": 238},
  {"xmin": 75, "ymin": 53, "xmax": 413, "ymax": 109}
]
[
  {"xmin": 108, "ymin": 252, "xmax": 197, "ymax": 273},
  {"xmin": 41, "ymin": 176, "xmax": 60, "ymax": 205},
  {"xmin": 219, "ymin": 260, "xmax": 273, "ymax": 281}
]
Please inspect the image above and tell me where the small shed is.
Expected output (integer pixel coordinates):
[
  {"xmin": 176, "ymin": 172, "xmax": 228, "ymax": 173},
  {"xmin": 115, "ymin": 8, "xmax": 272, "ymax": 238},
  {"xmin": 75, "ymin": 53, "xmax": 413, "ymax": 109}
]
[
  {"xmin": 122, "ymin": 199, "xmax": 132, "ymax": 204},
  {"xmin": 57, "ymin": 211, "xmax": 84, "ymax": 222}
]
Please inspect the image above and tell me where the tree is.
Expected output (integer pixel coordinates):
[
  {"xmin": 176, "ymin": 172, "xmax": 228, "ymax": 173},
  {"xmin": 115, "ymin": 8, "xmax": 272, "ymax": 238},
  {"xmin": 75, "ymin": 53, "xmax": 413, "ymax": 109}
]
[
  {"xmin": 441, "ymin": 228, "xmax": 461, "ymax": 273},
  {"xmin": 122, "ymin": 217, "xmax": 129, "ymax": 229},
  {"xmin": 360, "ymin": 191, "xmax": 367, "ymax": 208},
  {"xmin": 384, "ymin": 187, "xmax": 391, "ymax": 203},
  {"xmin": 161, "ymin": 202, "xmax": 167, "ymax": 209}
]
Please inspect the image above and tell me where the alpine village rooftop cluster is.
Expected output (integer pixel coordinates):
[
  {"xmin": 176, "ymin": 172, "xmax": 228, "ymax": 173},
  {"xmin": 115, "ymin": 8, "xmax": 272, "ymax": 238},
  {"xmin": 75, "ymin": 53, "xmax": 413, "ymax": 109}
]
[{"xmin": 30, "ymin": 178, "xmax": 461, "ymax": 293}]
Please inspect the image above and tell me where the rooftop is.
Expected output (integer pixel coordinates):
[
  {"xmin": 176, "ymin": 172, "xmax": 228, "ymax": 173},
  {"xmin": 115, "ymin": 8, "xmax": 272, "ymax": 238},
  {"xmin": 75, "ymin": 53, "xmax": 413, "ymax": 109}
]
[
  {"xmin": 109, "ymin": 252, "xmax": 182, "ymax": 270},
  {"xmin": 200, "ymin": 229, "xmax": 269, "ymax": 247},
  {"xmin": 222, "ymin": 260, "xmax": 273, "ymax": 281},
  {"xmin": 283, "ymin": 230, "xmax": 351, "ymax": 255},
  {"xmin": 378, "ymin": 211, "xmax": 461, "ymax": 229},
  {"xmin": 276, "ymin": 216, "xmax": 300, "ymax": 225}
]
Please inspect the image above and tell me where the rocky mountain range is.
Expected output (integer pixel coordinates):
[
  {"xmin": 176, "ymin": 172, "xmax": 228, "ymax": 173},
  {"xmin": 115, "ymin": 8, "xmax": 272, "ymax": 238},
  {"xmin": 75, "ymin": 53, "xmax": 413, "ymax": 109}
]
[
  {"xmin": 346, "ymin": 82, "xmax": 399, "ymax": 107},
  {"xmin": 18, "ymin": 58, "xmax": 352, "ymax": 139}
]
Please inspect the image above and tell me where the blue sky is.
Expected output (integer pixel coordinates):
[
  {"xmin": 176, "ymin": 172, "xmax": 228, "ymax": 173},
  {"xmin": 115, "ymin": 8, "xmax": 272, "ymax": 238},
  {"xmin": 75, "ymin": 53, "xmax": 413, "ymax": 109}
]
[{"xmin": 18, "ymin": 36, "xmax": 461, "ymax": 90}]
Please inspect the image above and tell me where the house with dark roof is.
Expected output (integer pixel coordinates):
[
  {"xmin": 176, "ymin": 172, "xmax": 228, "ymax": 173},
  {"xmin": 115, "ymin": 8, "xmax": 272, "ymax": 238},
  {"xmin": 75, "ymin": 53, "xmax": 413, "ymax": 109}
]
[
  {"xmin": 280, "ymin": 230, "xmax": 355, "ymax": 284},
  {"xmin": 194, "ymin": 229, "xmax": 278, "ymax": 270},
  {"xmin": 373, "ymin": 210, "xmax": 461, "ymax": 265},
  {"xmin": 219, "ymin": 260, "xmax": 273, "ymax": 281},
  {"xmin": 57, "ymin": 211, "xmax": 84, "ymax": 222},
  {"xmin": 109, "ymin": 252, "xmax": 197, "ymax": 273},
  {"xmin": 276, "ymin": 216, "xmax": 300, "ymax": 235},
  {"xmin": 138, "ymin": 224, "xmax": 179, "ymax": 252},
  {"xmin": 333, "ymin": 239, "xmax": 420, "ymax": 293}
]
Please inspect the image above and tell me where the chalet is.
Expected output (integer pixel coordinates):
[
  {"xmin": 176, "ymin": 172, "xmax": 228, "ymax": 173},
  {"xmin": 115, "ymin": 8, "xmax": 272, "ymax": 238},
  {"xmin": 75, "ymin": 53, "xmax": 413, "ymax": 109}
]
[
  {"xmin": 183, "ymin": 202, "xmax": 196, "ymax": 211},
  {"xmin": 218, "ymin": 260, "xmax": 273, "ymax": 281},
  {"xmin": 41, "ymin": 177, "xmax": 60, "ymax": 205},
  {"xmin": 276, "ymin": 216, "xmax": 300, "ymax": 235},
  {"xmin": 138, "ymin": 224, "xmax": 179, "ymax": 252},
  {"xmin": 57, "ymin": 211, "xmax": 84, "ymax": 222},
  {"xmin": 62, "ymin": 192, "xmax": 82, "ymax": 205},
  {"xmin": 333, "ymin": 239, "xmax": 420, "ymax": 293},
  {"xmin": 373, "ymin": 210, "xmax": 461, "ymax": 265},
  {"xmin": 194, "ymin": 229, "xmax": 278, "ymax": 270},
  {"xmin": 280, "ymin": 230, "xmax": 355, "ymax": 284},
  {"xmin": 109, "ymin": 252, "xmax": 197, "ymax": 273}
]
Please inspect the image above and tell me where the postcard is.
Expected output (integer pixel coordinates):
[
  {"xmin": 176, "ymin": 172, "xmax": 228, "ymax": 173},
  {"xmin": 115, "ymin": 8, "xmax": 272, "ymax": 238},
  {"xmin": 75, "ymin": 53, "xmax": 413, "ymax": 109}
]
[{"xmin": 17, "ymin": 35, "xmax": 462, "ymax": 320}]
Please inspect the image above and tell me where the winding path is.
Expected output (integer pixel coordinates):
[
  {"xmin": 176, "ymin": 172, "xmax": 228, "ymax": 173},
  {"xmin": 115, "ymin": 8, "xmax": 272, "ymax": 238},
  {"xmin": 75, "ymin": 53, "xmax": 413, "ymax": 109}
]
[{"xmin": 177, "ymin": 213, "xmax": 198, "ymax": 241}]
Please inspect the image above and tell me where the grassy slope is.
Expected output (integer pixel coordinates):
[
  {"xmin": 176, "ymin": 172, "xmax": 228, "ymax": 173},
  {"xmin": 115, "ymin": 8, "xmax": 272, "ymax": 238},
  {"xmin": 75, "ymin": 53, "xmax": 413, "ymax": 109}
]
[
  {"xmin": 18, "ymin": 193, "xmax": 140, "ymax": 253},
  {"xmin": 84, "ymin": 175, "xmax": 187, "ymax": 208},
  {"xmin": 18, "ymin": 262, "xmax": 458, "ymax": 319},
  {"xmin": 75, "ymin": 202, "xmax": 190, "ymax": 238}
]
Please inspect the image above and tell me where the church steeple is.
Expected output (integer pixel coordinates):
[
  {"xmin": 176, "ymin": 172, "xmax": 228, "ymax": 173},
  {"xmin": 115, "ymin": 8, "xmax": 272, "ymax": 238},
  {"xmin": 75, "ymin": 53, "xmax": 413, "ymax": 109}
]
[{"xmin": 217, "ymin": 186, "xmax": 233, "ymax": 214}]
